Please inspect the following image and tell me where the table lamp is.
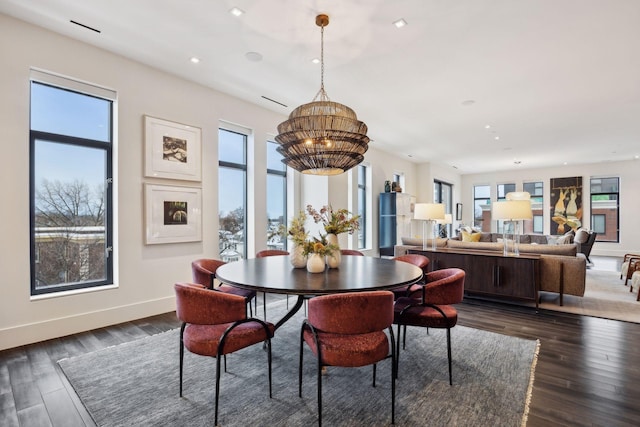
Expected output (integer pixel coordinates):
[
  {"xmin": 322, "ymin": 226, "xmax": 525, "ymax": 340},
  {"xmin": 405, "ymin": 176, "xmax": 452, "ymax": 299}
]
[
  {"xmin": 414, "ymin": 203, "xmax": 445, "ymax": 250},
  {"xmin": 492, "ymin": 200, "xmax": 533, "ymax": 256}
]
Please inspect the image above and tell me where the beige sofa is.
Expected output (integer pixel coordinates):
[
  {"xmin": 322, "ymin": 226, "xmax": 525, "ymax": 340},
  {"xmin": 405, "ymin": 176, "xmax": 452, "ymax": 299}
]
[{"xmin": 394, "ymin": 236, "xmax": 586, "ymax": 305}]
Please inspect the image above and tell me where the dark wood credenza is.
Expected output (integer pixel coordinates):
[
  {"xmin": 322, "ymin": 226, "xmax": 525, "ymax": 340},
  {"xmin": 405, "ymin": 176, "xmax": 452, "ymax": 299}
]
[{"xmin": 408, "ymin": 248, "xmax": 540, "ymax": 309}]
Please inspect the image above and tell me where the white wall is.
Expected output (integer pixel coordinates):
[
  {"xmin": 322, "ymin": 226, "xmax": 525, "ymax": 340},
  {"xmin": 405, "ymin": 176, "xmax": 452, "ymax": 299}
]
[
  {"xmin": 0, "ymin": 14, "xmax": 426, "ymax": 350},
  {"xmin": 460, "ymin": 161, "xmax": 640, "ymax": 257}
]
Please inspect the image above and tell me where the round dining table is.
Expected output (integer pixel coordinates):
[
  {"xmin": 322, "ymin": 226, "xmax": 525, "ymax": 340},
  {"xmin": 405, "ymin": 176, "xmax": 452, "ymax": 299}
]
[{"xmin": 216, "ymin": 255, "xmax": 423, "ymax": 329}]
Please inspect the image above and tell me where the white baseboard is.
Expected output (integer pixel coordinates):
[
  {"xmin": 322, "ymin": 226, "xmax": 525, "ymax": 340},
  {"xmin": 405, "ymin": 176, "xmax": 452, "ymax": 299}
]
[{"xmin": 0, "ymin": 296, "xmax": 176, "ymax": 351}]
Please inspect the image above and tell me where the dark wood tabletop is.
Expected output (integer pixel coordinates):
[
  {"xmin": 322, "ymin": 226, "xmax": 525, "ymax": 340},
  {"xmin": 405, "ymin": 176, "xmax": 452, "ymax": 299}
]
[{"xmin": 216, "ymin": 255, "xmax": 423, "ymax": 296}]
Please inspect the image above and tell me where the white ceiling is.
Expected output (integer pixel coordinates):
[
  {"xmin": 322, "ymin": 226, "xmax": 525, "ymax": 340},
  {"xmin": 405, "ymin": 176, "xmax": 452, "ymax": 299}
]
[{"xmin": 3, "ymin": 0, "xmax": 640, "ymax": 174}]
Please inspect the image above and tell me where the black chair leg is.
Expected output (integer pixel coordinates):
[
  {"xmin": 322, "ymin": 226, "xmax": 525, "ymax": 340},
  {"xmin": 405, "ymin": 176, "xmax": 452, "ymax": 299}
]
[
  {"xmin": 372, "ymin": 363, "xmax": 377, "ymax": 387},
  {"xmin": 317, "ymin": 359, "xmax": 323, "ymax": 427},
  {"xmin": 446, "ymin": 327, "xmax": 453, "ymax": 386},
  {"xmin": 299, "ymin": 329, "xmax": 304, "ymax": 397},
  {"xmin": 215, "ymin": 353, "xmax": 222, "ymax": 426},
  {"xmin": 179, "ymin": 324, "xmax": 185, "ymax": 396},
  {"xmin": 263, "ymin": 292, "xmax": 267, "ymax": 320},
  {"xmin": 267, "ymin": 339, "xmax": 273, "ymax": 398}
]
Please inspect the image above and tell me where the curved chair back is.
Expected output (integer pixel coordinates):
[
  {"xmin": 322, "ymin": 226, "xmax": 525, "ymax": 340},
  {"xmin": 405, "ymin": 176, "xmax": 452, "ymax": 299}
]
[
  {"xmin": 174, "ymin": 282, "xmax": 246, "ymax": 325},
  {"xmin": 422, "ymin": 268, "xmax": 466, "ymax": 305},
  {"xmin": 256, "ymin": 249, "xmax": 289, "ymax": 258},
  {"xmin": 340, "ymin": 249, "xmax": 365, "ymax": 256},
  {"xmin": 393, "ymin": 254, "xmax": 429, "ymax": 273},
  {"xmin": 308, "ymin": 291, "xmax": 394, "ymax": 334},
  {"xmin": 192, "ymin": 258, "xmax": 225, "ymax": 288}
]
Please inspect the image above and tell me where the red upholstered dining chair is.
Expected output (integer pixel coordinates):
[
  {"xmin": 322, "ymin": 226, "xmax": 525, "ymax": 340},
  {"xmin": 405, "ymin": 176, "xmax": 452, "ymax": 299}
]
[
  {"xmin": 191, "ymin": 258, "xmax": 257, "ymax": 317},
  {"xmin": 394, "ymin": 268, "xmax": 465, "ymax": 385},
  {"xmin": 299, "ymin": 291, "xmax": 396, "ymax": 426},
  {"xmin": 256, "ymin": 249, "xmax": 290, "ymax": 315},
  {"xmin": 340, "ymin": 249, "xmax": 364, "ymax": 256},
  {"xmin": 174, "ymin": 282, "xmax": 275, "ymax": 426},
  {"xmin": 391, "ymin": 254, "xmax": 429, "ymax": 300}
]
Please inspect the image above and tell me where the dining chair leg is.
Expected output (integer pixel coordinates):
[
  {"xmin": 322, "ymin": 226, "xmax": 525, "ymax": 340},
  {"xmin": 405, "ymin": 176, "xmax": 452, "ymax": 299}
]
[
  {"xmin": 372, "ymin": 363, "xmax": 377, "ymax": 387},
  {"xmin": 390, "ymin": 327, "xmax": 396, "ymax": 425},
  {"xmin": 395, "ymin": 324, "xmax": 402, "ymax": 378},
  {"xmin": 317, "ymin": 358, "xmax": 323, "ymax": 427},
  {"xmin": 215, "ymin": 353, "xmax": 222, "ymax": 426},
  {"xmin": 298, "ymin": 328, "xmax": 304, "ymax": 397},
  {"xmin": 179, "ymin": 323, "xmax": 185, "ymax": 396},
  {"xmin": 447, "ymin": 327, "xmax": 453, "ymax": 386},
  {"xmin": 266, "ymin": 339, "xmax": 273, "ymax": 398}
]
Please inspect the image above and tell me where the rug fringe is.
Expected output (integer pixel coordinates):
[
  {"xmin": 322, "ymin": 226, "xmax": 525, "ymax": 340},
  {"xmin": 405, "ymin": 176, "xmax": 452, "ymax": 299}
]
[{"xmin": 521, "ymin": 338, "xmax": 541, "ymax": 426}]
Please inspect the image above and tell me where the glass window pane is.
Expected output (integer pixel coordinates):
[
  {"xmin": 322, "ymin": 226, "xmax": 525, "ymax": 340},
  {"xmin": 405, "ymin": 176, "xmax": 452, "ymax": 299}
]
[
  {"xmin": 33, "ymin": 141, "xmax": 107, "ymax": 289},
  {"xmin": 266, "ymin": 140, "xmax": 285, "ymax": 172},
  {"xmin": 31, "ymin": 82, "xmax": 111, "ymax": 142},
  {"xmin": 218, "ymin": 167, "xmax": 245, "ymax": 260},
  {"xmin": 219, "ymin": 129, "xmax": 246, "ymax": 164},
  {"xmin": 267, "ymin": 174, "xmax": 286, "ymax": 250},
  {"xmin": 474, "ymin": 185, "xmax": 490, "ymax": 199}
]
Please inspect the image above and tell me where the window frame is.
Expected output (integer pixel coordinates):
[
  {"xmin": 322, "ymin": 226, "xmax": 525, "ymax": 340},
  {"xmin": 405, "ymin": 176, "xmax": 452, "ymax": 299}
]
[
  {"xmin": 29, "ymin": 73, "xmax": 115, "ymax": 296},
  {"xmin": 218, "ymin": 127, "xmax": 248, "ymax": 260},
  {"xmin": 266, "ymin": 140, "xmax": 287, "ymax": 251},
  {"xmin": 589, "ymin": 177, "xmax": 619, "ymax": 242}
]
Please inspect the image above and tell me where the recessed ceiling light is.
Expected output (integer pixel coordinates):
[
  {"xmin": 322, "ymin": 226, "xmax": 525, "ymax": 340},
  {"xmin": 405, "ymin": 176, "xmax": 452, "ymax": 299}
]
[
  {"xmin": 494, "ymin": 136, "xmax": 500, "ymax": 140},
  {"xmin": 635, "ymin": 155, "xmax": 639, "ymax": 159},
  {"xmin": 393, "ymin": 19, "xmax": 407, "ymax": 28},
  {"xmin": 485, "ymin": 124, "xmax": 491, "ymax": 129},
  {"xmin": 229, "ymin": 7, "xmax": 244, "ymax": 17},
  {"xmin": 311, "ymin": 58, "xmax": 320, "ymax": 64},
  {"xmin": 190, "ymin": 57, "xmax": 200, "ymax": 64},
  {"xmin": 245, "ymin": 51, "xmax": 263, "ymax": 62},
  {"xmin": 563, "ymin": 162, "xmax": 568, "ymax": 165},
  {"xmin": 461, "ymin": 99, "xmax": 475, "ymax": 106}
]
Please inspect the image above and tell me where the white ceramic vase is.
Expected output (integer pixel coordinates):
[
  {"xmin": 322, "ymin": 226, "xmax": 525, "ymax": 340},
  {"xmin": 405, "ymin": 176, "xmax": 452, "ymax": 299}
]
[
  {"xmin": 306, "ymin": 253, "xmax": 326, "ymax": 273},
  {"xmin": 290, "ymin": 243, "xmax": 307, "ymax": 268},
  {"xmin": 325, "ymin": 233, "xmax": 341, "ymax": 268}
]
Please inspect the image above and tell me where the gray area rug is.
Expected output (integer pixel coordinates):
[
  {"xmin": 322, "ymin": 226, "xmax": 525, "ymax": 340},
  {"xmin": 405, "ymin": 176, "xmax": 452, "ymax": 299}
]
[{"xmin": 59, "ymin": 301, "xmax": 539, "ymax": 426}]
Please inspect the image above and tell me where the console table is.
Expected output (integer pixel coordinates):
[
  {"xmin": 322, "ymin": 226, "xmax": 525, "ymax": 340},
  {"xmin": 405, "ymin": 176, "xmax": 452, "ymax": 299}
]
[{"xmin": 408, "ymin": 248, "xmax": 540, "ymax": 309}]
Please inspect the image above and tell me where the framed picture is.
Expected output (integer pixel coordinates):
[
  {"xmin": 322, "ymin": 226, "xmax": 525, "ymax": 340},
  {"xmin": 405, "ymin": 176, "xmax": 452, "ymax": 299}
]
[
  {"xmin": 456, "ymin": 203, "xmax": 463, "ymax": 221},
  {"xmin": 144, "ymin": 184, "xmax": 202, "ymax": 244},
  {"xmin": 144, "ymin": 115, "xmax": 202, "ymax": 181}
]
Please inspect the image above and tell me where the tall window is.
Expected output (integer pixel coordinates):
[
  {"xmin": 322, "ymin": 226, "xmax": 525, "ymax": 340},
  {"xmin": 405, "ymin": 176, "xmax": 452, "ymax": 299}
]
[
  {"xmin": 434, "ymin": 180, "xmax": 453, "ymax": 237},
  {"xmin": 266, "ymin": 140, "xmax": 286, "ymax": 250},
  {"xmin": 590, "ymin": 177, "xmax": 619, "ymax": 242},
  {"xmin": 218, "ymin": 127, "xmax": 247, "ymax": 261},
  {"xmin": 30, "ymin": 72, "xmax": 114, "ymax": 295},
  {"xmin": 496, "ymin": 183, "xmax": 516, "ymax": 233},
  {"xmin": 523, "ymin": 181, "xmax": 544, "ymax": 234},
  {"xmin": 357, "ymin": 165, "xmax": 368, "ymax": 249},
  {"xmin": 473, "ymin": 185, "xmax": 490, "ymax": 231}
]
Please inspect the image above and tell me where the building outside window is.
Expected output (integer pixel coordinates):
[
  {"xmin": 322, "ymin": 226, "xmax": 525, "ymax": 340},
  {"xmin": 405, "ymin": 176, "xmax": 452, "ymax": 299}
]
[
  {"xmin": 357, "ymin": 164, "xmax": 368, "ymax": 249},
  {"xmin": 590, "ymin": 177, "xmax": 619, "ymax": 242},
  {"xmin": 218, "ymin": 127, "xmax": 248, "ymax": 261},
  {"xmin": 473, "ymin": 185, "xmax": 491, "ymax": 231},
  {"xmin": 266, "ymin": 140, "xmax": 286, "ymax": 250},
  {"xmin": 30, "ymin": 71, "xmax": 114, "ymax": 295},
  {"xmin": 523, "ymin": 181, "xmax": 544, "ymax": 234}
]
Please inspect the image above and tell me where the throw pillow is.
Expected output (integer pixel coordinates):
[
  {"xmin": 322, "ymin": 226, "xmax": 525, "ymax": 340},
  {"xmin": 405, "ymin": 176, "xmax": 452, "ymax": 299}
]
[{"xmin": 462, "ymin": 231, "xmax": 481, "ymax": 242}]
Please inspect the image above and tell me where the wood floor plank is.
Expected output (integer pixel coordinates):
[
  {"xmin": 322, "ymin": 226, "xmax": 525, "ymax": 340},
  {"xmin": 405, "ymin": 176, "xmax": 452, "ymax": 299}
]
[{"xmin": 42, "ymin": 388, "xmax": 86, "ymax": 427}]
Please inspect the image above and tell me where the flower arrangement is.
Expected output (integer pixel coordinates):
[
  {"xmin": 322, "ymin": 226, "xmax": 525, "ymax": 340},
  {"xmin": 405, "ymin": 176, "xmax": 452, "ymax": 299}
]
[
  {"xmin": 287, "ymin": 210, "xmax": 309, "ymax": 246},
  {"xmin": 301, "ymin": 235, "xmax": 339, "ymax": 257},
  {"xmin": 306, "ymin": 204, "xmax": 360, "ymax": 235}
]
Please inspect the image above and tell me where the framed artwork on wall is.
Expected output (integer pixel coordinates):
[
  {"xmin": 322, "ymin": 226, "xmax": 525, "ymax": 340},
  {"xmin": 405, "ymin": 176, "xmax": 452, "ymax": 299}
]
[
  {"xmin": 144, "ymin": 115, "xmax": 202, "ymax": 181},
  {"xmin": 144, "ymin": 184, "xmax": 202, "ymax": 244},
  {"xmin": 549, "ymin": 176, "xmax": 583, "ymax": 234}
]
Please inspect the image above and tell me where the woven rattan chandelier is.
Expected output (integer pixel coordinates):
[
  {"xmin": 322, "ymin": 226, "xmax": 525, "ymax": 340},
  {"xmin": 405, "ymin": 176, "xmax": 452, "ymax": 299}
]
[{"xmin": 275, "ymin": 14, "xmax": 369, "ymax": 176}]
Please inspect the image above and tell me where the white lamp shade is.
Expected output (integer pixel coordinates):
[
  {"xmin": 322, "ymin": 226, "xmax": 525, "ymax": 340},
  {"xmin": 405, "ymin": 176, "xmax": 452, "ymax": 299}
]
[
  {"xmin": 492, "ymin": 200, "xmax": 533, "ymax": 220},
  {"xmin": 506, "ymin": 191, "xmax": 531, "ymax": 200},
  {"xmin": 436, "ymin": 213, "xmax": 453, "ymax": 224},
  {"xmin": 414, "ymin": 203, "xmax": 445, "ymax": 220}
]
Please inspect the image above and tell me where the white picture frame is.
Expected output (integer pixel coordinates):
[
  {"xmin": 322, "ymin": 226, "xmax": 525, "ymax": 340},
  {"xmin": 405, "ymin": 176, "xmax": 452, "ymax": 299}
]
[
  {"xmin": 144, "ymin": 115, "xmax": 202, "ymax": 181},
  {"xmin": 144, "ymin": 184, "xmax": 202, "ymax": 244}
]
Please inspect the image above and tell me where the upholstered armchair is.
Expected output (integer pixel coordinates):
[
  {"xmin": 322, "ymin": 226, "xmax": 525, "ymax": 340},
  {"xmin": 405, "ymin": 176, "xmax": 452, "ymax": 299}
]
[
  {"xmin": 299, "ymin": 291, "xmax": 396, "ymax": 426},
  {"xmin": 574, "ymin": 229, "xmax": 597, "ymax": 264},
  {"xmin": 394, "ymin": 268, "xmax": 465, "ymax": 385},
  {"xmin": 340, "ymin": 249, "xmax": 364, "ymax": 256},
  {"xmin": 391, "ymin": 254, "xmax": 429, "ymax": 300},
  {"xmin": 191, "ymin": 258, "xmax": 257, "ymax": 316},
  {"xmin": 621, "ymin": 253, "xmax": 640, "ymax": 286},
  {"xmin": 174, "ymin": 282, "xmax": 275, "ymax": 426}
]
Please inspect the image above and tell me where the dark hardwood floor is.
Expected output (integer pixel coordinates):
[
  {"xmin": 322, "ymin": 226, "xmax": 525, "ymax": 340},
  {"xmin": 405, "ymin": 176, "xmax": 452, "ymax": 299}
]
[{"xmin": 2, "ymin": 294, "xmax": 639, "ymax": 426}]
